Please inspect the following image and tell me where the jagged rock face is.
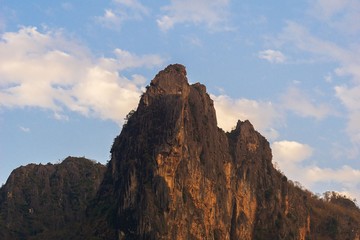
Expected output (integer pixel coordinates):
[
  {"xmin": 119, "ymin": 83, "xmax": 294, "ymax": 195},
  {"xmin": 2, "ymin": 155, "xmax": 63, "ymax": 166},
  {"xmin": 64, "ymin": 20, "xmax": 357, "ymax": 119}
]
[
  {"xmin": 0, "ymin": 157, "xmax": 106, "ymax": 240},
  {"xmin": 1, "ymin": 65, "xmax": 359, "ymax": 240},
  {"xmin": 90, "ymin": 64, "xmax": 321, "ymax": 239}
]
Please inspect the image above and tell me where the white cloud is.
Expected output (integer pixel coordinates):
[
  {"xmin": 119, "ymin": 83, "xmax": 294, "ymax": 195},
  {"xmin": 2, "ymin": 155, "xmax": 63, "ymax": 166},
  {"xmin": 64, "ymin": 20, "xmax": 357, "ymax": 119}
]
[
  {"xmin": 281, "ymin": 87, "xmax": 333, "ymax": 120},
  {"xmin": 212, "ymin": 94, "xmax": 281, "ymax": 140},
  {"xmin": 97, "ymin": 0, "xmax": 149, "ymax": 29},
  {"xmin": 0, "ymin": 26, "xmax": 165, "ymax": 125},
  {"xmin": 272, "ymin": 140, "xmax": 360, "ymax": 201},
  {"xmin": 98, "ymin": 9, "xmax": 120, "ymax": 29},
  {"xmin": 157, "ymin": 0, "xmax": 232, "ymax": 31},
  {"xmin": 258, "ymin": 49, "xmax": 286, "ymax": 63},
  {"xmin": 272, "ymin": 140, "xmax": 313, "ymax": 184},
  {"xmin": 272, "ymin": 141, "xmax": 313, "ymax": 164},
  {"xmin": 19, "ymin": 126, "xmax": 30, "ymax": 133},
  {"xmin": 54, "ymin": 112, "xmax": 69, "ymax": 121}
]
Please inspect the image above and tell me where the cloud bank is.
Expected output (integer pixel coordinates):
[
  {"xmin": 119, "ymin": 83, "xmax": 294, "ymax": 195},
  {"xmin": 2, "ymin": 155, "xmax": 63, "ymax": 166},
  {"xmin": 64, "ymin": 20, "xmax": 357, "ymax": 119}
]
[
  {"xmin": 0, "ymin": 26, "xmax": 164, "ymax": 124},
  {"xmin": 157, "ymin": 0, "xmax": 232, "ymax": 31}
]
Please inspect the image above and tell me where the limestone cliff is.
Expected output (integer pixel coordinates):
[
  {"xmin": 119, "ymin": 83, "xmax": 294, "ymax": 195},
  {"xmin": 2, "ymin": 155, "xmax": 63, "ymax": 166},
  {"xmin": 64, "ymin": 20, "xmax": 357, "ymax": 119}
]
[
  {"xmin": 87, "ymin": 64, "xmax": 360, "ymax": 240},
  {"xmin": 1, "ymin": 64, "xmax": 358, "ymax": 240},
  {"xmin": 0, "ymin": 157, "xmax": 106, "ymax": 240}
]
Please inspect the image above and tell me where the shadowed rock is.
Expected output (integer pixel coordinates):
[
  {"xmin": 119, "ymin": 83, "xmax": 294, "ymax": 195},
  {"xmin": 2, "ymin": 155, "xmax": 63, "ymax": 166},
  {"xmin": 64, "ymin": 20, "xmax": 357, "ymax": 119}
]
[
  {"xmin": 87, "ymin": 64, "xmax": 360, "ymax": 240},
  {"xmin": 1, "ymin": 64, "xmax": 359, "ymax": 240}
]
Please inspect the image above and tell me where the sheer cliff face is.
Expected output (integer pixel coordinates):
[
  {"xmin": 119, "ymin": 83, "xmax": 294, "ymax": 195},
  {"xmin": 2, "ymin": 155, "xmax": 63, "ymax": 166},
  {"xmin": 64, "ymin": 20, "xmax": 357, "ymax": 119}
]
[
  {"xmin": 93, "ymin": 64, "xmax": 311, "ymax": 239},
  {"xmin": 1, "ymin": 65, "xmax": 359, "ymax": 240},
  {"xmin": 85, "ymin": 64, "xmax": 360, "ymax": 240}
]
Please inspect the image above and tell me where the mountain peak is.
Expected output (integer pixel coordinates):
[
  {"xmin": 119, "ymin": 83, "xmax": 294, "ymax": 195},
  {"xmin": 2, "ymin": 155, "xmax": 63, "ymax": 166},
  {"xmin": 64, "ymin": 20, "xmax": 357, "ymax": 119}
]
[
  {"xmin": 150, "ymin": 64, "xmax": 188, "ymax": 93},
  {"xmin": 139, "ymin": 64, "xmax": 190, "ymax": 108},
  {"xmin": 87, "ymin": 64, "xmax": 360, "ymax": 240},
  {"xmin": 3, "ymin": 64, "xmax": 358, "ymax": 240}
]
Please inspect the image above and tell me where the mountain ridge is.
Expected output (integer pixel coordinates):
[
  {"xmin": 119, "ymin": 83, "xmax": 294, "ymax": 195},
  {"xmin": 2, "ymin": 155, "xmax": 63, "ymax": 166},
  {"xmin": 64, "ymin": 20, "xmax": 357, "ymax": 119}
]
[
  {"xmin": 86, "ymin": 64, "xmax": 360, "ymax": 239},
  {"xmin": 1, "ymin": 64, "xmax": 359, "ymax": 240}
]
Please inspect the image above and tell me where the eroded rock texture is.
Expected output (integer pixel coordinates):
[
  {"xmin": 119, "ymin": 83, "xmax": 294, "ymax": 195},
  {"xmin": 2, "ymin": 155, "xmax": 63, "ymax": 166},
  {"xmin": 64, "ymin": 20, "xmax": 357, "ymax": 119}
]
[
  {"xmin": 87, "ymin": 64, "xmax": 360, "ymax": 240},
  {"xmin": 1, "ymin": 64, "xmax": 359, "ymax": 240}
]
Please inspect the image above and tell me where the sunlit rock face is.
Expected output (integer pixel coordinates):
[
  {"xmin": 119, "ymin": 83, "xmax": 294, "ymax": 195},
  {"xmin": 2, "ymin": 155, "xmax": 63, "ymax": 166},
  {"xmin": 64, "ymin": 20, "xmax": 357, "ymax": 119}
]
[
  {"xmin": 87, "ymin": 64, "xmax": 360, "ymax": 240},
  {"xmin": 1, "ymin": 65, "xmax": 360, "ymax": 240}
]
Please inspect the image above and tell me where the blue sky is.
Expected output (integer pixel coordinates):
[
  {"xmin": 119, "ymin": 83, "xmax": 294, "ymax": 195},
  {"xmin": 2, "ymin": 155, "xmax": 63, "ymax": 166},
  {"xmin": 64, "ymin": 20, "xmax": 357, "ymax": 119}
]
[{"xmin": 1, "ymin": 0, "xmax": 360, "ymax": 201}]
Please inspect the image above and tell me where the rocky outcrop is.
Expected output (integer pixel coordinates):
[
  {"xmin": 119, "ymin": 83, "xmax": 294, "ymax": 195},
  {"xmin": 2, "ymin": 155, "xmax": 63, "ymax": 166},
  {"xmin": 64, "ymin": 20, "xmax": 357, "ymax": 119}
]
[
  {"xmin": 1, "ymin": 64, "xmax": 359, "ymax": 240},
  {"xmin": 87, "ymin": 64, "xmax": 360, "ymax": 239},
  {"xmin": 0, "ymin": 157, "xmax": 106, "ymax": 240}
]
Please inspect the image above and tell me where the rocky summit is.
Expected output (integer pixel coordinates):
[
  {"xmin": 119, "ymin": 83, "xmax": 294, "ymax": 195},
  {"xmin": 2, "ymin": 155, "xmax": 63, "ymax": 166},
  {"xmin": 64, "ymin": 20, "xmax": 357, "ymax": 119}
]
[
  {"xmin": 85, "ymin": 64, "xmax": 360, "ymax": 240},
  {"xmin": 1, "ymin": 64, "xmax": 360, "ymax": 240}
]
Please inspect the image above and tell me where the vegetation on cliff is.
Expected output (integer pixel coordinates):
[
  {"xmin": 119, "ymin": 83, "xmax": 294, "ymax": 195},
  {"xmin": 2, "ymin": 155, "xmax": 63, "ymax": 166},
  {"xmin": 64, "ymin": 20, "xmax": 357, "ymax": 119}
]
[
  {"xmin": 0, "ymin": 157, "xmax": 106, "ymax": 240},
  {"xmin": 85, "ymin": 64, "xmax": 360, "ymax": 240},
  {"xmin": 0, "ymin": 65, "xmax": 359, "ymax": 240}
]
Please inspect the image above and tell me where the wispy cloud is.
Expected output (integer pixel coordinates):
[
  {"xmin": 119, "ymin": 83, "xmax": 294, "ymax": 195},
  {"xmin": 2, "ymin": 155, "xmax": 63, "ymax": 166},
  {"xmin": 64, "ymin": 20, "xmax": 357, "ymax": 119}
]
[
  {"xmin": 19, "ymin": 126, "xmax": 30, "ymax": 133},
  {"xmin": 335, "ymin": 85, "xmax": 360, "ymax": 147},
  {"xmin": 61, "ymin": 2, "xmax": 73, "ymax": 11},
  {"xmin": 281, "ymin": 87, "xmax": 333, "ymax": 120},
  {"xmin": 276, "ymin": 19, "xmax": 360, "ymax": 157},
  {"xmin": 258, "ymin": 49, "xmax": 286, "ymax": 63},
  {"xmin": 0, "ymin": 26, "xmax": 165, "ymax": 125},
  {"xmin": 279, "ymin": 22, "xmax": 360, "ymax": 79},
  {"xmin": 114, "ymin": 0, "xmax": 149, "ymax": 13},
  {"xmin": 97, "ymin": 9, "xmax": 120, "ymax": 28},
  {"xmin": 183, "ymin": 35, "xmax": 203, "ymax": 47},
  {"xmin": 97, "ymin": 0, "xmax": 149, "ymax": 29},
  {"xmin": 309, "ymin": 0, "xmax": 360, "ymax": 35},
  {"xmin": 157, "ymin": 0, "xmax": 232, "ymax": 31}
]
